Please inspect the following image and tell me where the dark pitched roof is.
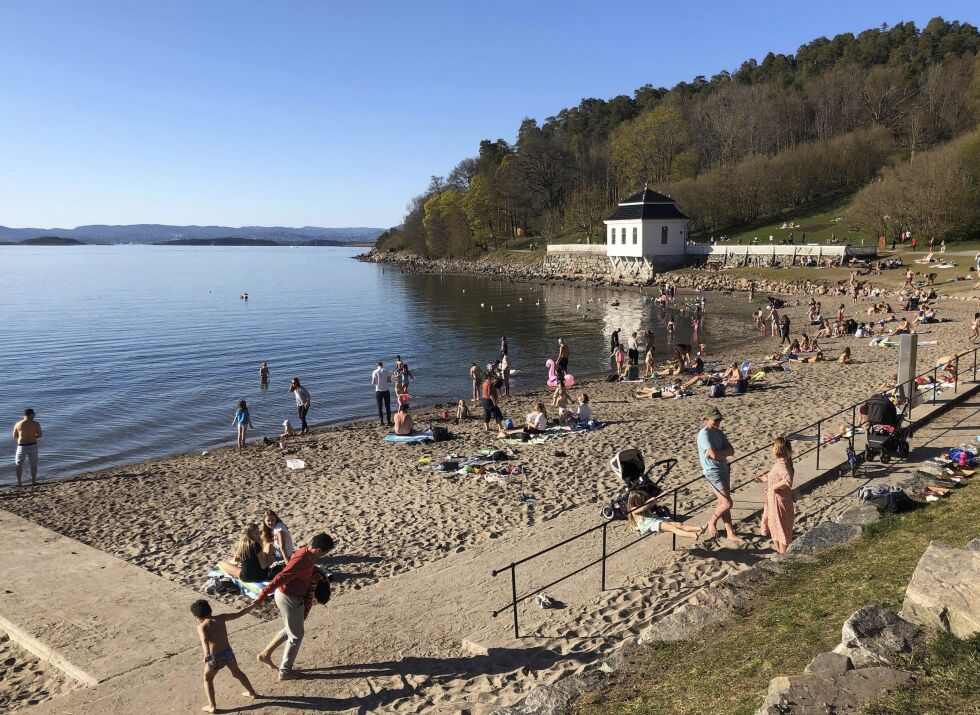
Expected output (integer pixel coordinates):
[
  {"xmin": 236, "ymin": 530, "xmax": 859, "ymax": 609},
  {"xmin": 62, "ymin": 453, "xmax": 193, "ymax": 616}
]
[
  {"xmin": 606, "ymin": 203, "xmax": 689, "ymax": 221},
  {"xmin": 619, "ymin": 188, "xmax": 675, "ymax": 205}
]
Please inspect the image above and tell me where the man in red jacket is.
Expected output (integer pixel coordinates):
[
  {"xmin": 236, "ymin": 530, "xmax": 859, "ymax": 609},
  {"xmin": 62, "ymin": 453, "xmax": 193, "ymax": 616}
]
[{"xmin": 242, "ymin": 532, "xmax": 333, "ymax": 680}]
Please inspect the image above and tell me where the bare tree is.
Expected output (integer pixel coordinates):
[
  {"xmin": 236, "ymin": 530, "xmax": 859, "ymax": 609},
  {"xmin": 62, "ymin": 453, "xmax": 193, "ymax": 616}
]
[{"xmin": 861, "ymin": 66, "xmax": 917, "ymax": 130}]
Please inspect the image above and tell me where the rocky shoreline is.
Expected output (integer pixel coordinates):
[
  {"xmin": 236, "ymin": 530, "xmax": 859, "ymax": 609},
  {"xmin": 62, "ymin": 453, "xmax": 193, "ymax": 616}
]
[{"xmin": 356, "ymin": 249, "xmax": 898, "ymax": 298}]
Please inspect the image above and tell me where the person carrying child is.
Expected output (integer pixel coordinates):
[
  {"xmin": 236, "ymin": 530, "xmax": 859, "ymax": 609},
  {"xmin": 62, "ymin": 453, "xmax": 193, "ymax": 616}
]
[{"xmin": 190, "ymin": 599, "xmax": 259, "ymax": 713}]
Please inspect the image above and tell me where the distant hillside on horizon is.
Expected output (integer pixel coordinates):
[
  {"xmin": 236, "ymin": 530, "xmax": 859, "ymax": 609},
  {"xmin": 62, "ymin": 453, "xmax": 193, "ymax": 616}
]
[
  {"xmin": 19, "ymin": 236, "xmax": 85, "ymax": 246},
  {"xmin": 0, "ymin": 224, "xmax": 384, "ymax": 245}
]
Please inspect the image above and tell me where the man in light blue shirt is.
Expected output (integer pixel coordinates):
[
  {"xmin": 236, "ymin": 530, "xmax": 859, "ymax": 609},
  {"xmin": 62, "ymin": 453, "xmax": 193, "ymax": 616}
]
[{"xmin": 697, "ymin": 406, "xmax": 742, "ymax": 542}]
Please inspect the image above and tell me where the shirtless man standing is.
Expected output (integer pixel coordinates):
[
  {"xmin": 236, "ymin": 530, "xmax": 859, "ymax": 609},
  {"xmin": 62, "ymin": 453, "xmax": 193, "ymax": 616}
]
[
  {"xmin": 12, "ymin": 409, "xmax": 41, "ymax": 487},
  {"xmin": 556, "ymin": 338, "xmax": 570, "ymax": 373}
]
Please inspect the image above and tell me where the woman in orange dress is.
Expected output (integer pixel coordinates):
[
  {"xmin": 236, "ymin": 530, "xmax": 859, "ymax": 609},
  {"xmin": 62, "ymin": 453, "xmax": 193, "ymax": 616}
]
[{"xmin": 755, "ymin": 437, "xmax": 795, "ymax": 553}]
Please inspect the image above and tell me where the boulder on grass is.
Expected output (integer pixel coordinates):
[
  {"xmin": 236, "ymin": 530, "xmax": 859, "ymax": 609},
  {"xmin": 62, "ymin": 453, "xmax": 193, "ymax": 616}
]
[
  {"xmin": 804, "ymin": 651, "xmax": 853, "ymax": 676},
  {"xmin": 833, "ymin": 605, "xmax": 925, "ymax": 666},
  {"xmin": 755, "ymin": 667, "xmax": 912, "ymax": 715},
  {"xmin": 786, "ymin": 522, "xmax": 861, "ymax": 555},
  {"xmin": 902, "ymin": 540, "xmax": 980, "ymax": 638},
  {"xmin": 502, "ymin": 670, "xmax": 604, "ymax": 715},
  {"xmin": 835, "ymin": 504, "xmax": 881, "ymax": 527}
]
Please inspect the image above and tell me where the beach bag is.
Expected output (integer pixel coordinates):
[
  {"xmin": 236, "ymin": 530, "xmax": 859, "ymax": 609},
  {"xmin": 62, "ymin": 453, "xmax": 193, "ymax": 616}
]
[
  {"xmin": 857, "ymin": 485, "xmax": 914, "ymax": 513},
  {"xmin": 430, "ymin": 425, "xmax": 450, "ymax": 442},
  {"xmin": 606, "ymin": 373, "xmax": 619, "ymax": 383},
  {"xmin": 733, "ymin": 379, "xmax": 747, "ymax": 395},
  {"xmin": 708, "ymin": 382, "xmax": 726, "ymax": 398},
  {"xmin": 946, "ymin": 448, "xmax": 976, "ymax": 467}
]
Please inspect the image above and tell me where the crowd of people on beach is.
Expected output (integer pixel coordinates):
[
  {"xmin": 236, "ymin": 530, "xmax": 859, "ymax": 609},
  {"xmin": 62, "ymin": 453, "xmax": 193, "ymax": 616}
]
[{"xmin": 10, "ymin": 249, "xmax": 978, "ymax": 713}]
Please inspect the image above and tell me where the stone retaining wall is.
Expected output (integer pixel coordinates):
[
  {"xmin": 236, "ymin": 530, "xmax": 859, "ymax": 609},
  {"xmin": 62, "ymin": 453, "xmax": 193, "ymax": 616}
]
[{"xmin": 542, "ymin": 253, "xmax": 610, "ymax": 278}]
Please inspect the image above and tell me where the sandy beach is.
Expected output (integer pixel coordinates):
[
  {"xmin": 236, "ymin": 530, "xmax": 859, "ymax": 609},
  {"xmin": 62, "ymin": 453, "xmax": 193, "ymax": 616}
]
[
  {"xmin": 2, "ymin": 290, "xmax": 973, "ymax": 595},
  {"xmin": 0, "ymin": 631, "xmax": 72, "ymax": 712},
  {"xmin": 2, "ymin": 283, "xmax": 977, "ymax": 712}
]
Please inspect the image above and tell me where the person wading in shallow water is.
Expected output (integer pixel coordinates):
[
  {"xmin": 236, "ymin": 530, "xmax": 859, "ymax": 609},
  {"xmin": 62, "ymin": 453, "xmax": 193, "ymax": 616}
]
[
  {"xmin": 556, "ymin": 338, "xmax": 569, "ymax": 373},
  {"xmin": 289, "ymin": 378, "xmax": 311, "ymax": 435}
]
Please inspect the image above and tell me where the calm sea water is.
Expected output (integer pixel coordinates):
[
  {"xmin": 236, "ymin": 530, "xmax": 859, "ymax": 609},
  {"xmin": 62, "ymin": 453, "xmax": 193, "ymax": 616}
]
[{"xmin": 0, "ymin": 246, "xmax": 758, "ymax": 484}]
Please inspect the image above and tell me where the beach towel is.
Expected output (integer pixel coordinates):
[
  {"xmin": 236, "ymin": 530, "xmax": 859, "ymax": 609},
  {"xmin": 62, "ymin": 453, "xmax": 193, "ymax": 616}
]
[
  {"xmin": 739, "ymin": 360, "xmax": 751, "ymax": 378},
  {"xmin": 207, "ymin": 564, "xmax": 269, "ymax": 601},
  {"xmin": 384, "ymin": 430, "xmax": 435, "ymax": 444}
]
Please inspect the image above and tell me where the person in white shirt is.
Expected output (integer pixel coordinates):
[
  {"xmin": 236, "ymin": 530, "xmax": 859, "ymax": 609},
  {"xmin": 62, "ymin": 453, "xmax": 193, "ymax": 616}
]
[
  {"xmin": 525, "ymin": 403, "xmax": 547, "ymax": 433},
  {"xmin": 289, "ymin": 378, "xmax": 311, "ymax": 434},
  {"xmin": 371, "ymin": 361, "xmax": 392, "ymax": 426},
  {"xmin": 575, "ymin": 393, "xmax": 592, "ymax": 424},
  {"xmin": 501, "ymin": 353, "xmax": 511, "ymax": 396}
]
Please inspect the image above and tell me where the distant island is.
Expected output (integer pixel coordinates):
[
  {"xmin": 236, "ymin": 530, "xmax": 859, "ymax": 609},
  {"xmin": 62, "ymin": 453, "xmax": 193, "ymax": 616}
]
[
  {"xmin": 157, "ymin": 237, "xmax": 280, "ymax": 246},
  {"xmin": 17, "ymin": 237, "xmax": 85, "ymax": 246},
  {"xmin": 0, "ymin": 224, "xmax": 385, "ymax": 245}
]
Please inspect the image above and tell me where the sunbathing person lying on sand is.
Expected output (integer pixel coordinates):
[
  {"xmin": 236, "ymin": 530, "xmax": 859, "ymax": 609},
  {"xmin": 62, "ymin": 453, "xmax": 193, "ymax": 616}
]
[
  {"xmin": 219, "ymin": 523, "xmax": 274, "ymax": 583},
  {"xmin": 655, "ymin": 361, "xmax": 684, "ymax": 377},
  {"xmin": 626, "ymin": 490, "xmax": 704, "ymax": 540}
]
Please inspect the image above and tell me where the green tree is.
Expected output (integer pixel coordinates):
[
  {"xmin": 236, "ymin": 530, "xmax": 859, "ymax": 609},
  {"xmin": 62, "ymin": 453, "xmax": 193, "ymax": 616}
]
[
  {"xmin": 563, "ymin": 185, "xmax": 608, "ymax": 243},
  {"xmin": 462, "ymin": 173, "xmax": 499, "ymax": 249},
  {"xmin": 423, "ymin": 190, "xmax": 475, "ymax": 257},
  {"xmin": 611, "ymin": 106, "xmax": 692, "ymax": 189}
]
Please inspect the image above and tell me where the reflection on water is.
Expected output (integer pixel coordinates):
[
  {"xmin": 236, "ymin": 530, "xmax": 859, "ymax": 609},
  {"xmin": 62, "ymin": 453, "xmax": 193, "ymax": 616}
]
[{"xmin": 0, "ymin": 247, "xmax": 758, "ymax": 483}]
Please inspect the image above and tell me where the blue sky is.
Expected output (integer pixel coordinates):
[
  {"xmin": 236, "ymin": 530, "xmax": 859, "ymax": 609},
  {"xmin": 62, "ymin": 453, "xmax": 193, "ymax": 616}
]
[{"xmin": 0, "ymin": 2, "xmax": 975, "ymax": 229}]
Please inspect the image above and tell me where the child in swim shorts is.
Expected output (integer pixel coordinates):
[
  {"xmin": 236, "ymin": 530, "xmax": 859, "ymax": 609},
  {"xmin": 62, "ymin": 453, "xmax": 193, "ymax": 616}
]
[{"xmin": 191, "ymin": 599, "xmax": 258, "ymax": 713}]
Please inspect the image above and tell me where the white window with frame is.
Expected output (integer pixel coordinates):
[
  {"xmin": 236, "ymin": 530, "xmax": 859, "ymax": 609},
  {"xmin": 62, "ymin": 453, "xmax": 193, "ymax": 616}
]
[
  {"xmin": 632, "ymin": 227, "xmax": 637, "ymax": 244},
  {"xmin": 661, "ymin": 225, "xmax": 668, "ymax": 245}
]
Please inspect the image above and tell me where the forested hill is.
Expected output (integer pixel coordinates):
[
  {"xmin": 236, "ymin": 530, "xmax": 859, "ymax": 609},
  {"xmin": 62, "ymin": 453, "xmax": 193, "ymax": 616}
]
[{"xmin": 378, "ymin": 18, "xmax": 980, "ymax": 257}]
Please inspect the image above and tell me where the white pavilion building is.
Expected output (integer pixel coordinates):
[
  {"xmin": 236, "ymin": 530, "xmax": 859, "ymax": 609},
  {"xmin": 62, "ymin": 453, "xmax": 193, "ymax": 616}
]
[{"xmin": 603, "ymin": 187, "xmax": 689, "ymax": 279}]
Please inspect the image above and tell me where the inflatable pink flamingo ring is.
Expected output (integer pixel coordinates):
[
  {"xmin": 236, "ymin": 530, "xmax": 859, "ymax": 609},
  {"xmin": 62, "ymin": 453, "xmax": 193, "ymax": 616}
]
[{"xmin": 546, "ymin": 358, "xmax": 575, "ymax": 388}]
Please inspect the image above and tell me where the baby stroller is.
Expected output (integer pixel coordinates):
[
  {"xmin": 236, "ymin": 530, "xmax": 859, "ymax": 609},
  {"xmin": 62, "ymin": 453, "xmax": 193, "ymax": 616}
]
[
  {"xmin": 600, "ymin": 449, "xmax": 677, "ymax": 520},
  {"xmin": 766, "ymin": 296, "xmax": 786, "ymax": 309},
  {"xmin": 864, "ymin": 393, "xmax": 911, "ymax": 463}
]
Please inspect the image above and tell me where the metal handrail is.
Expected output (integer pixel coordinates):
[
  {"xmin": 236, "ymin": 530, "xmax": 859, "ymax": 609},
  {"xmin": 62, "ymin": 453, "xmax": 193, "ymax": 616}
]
[{"xmin": 489, "ymin": 343, "xmax": 980, "ymax": 637}]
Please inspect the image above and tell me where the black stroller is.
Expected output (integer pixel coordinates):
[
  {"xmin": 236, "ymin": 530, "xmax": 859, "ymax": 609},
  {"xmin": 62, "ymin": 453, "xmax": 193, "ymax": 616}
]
[
  {"xmin": 864, "ymin": 393, "xmax": 911, "ymax": 463},
  {"xmin": 600, "ymin": 449, "xmax": 677, "ymax": 520},
  {"xmin": 767, "ymin": 296, "xmax": 786, "ymax": 309}
]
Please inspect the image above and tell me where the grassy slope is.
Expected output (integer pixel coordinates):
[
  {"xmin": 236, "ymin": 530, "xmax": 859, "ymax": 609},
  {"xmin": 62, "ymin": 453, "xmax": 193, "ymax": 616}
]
[
  {"xmin": 715, "ymin": 192, "xmax": 877, "ymax": 246},
  {"xmin": 575, "ymin": 482, "xmax": 980, "ymax": 715}
]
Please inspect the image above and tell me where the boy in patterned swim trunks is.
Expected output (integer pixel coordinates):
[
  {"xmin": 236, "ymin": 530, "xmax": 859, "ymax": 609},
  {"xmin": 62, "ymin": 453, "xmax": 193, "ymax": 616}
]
[{"xmin": 191, "ymin": 599, "xmax": 258, "ymax": 713}]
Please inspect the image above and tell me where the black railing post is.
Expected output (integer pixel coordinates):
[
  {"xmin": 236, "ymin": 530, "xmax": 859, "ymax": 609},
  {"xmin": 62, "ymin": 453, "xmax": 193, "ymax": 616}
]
[
  {"xmin": 973, "ymin": 348, "xmax": 977, "ymax": 381},
  {"xmin": 849, "ymin": 405, "xmax": 856, "ymax": 453},
  {"xmin": 600, "ymin": 521, "xmax": 607, "ymax": 591},
  {"xmin": 933, "ymin": 366, "xmax": 938, "ymax": 404},
  {"xmin": 510, "ymin": 565, "xmax": 519, "ymax": 639},
  {"xmin": 671, "ymin": 489, "xmax": 678, "ymax": 552},
  {"xmin": 954, "ymin": 358, "xmax": 959, "ymax": 393},
  {"xmin": 816, "ymin": 420, "xmax": 822, "ymax": 470}
]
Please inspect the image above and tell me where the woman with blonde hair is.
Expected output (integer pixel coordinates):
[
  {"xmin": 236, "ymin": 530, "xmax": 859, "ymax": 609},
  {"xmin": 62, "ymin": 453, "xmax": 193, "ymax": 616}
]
[
  {"xmin": 218, "ymin": 523, "xmax": 274, "ymax": 582},
  {"xmin": 755, "ymin": 436, "xmax": 795, "ymax": 553}
]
